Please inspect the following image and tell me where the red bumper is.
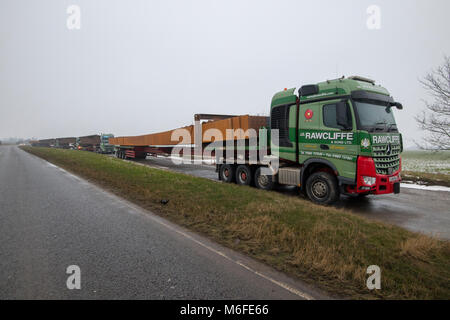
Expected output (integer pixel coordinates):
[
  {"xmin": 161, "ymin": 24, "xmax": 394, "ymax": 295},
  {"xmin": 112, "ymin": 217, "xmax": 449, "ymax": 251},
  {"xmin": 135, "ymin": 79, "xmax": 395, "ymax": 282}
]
[
  {"xmin": 361, "ymin": 171, "xmax": 401, "ymax": 195},
  {"xmin": 350, "ymin": 156, "xmax": 401, "ymax": 195}
]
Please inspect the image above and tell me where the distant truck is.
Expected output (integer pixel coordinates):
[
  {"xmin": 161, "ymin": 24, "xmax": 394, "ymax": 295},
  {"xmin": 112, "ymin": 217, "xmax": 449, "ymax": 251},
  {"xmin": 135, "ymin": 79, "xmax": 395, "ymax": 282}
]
[
  {"xmin": 55, "ymin": 137, "xmax": 76, "ymax": 149},
  {"xmin": 110, "ymin": 76, "xmax": 404, "ymax": 205},
  {"xmin": 75, "ymin": 134, "xmax": 115, "ymax": 153},
  {"xmin": 76, "ymin": 135, "xmax": 101, "ymax": 152},
  {"xmin": 32, "ymin": 134, "xmax": 114, "ymax": 153},
  {"xmin": 99, "ymin": 134, "xmax": 115, "ymax": 154},
  {"xmin": 32, "ymin": 138, "xmax": 56, "ymax": 148}
]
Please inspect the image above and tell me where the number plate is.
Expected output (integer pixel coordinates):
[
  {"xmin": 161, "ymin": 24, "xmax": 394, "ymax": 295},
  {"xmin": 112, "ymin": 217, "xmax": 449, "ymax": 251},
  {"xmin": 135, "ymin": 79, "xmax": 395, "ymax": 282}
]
[{"xmin": 389, "ymin": 175, "xmax": 399, "ymax": 182}]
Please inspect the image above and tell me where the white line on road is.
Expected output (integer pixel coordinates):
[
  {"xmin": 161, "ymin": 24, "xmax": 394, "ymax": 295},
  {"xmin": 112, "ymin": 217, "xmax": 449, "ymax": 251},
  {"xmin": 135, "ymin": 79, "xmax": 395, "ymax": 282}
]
[
  {"xmin": 143, "ymin": 213, "xmax": 315, "ymax": 300},
  {"xmin": 37, "ymin": 154, "xmax": 316, "ymax": 300}
]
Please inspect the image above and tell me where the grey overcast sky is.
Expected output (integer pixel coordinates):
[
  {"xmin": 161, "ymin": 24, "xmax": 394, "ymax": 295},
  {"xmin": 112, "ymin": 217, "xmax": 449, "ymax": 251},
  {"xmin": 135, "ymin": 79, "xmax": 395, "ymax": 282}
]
[{"xmin": 1, "ymin": 0, "xmax": 449, "ymax": 147}]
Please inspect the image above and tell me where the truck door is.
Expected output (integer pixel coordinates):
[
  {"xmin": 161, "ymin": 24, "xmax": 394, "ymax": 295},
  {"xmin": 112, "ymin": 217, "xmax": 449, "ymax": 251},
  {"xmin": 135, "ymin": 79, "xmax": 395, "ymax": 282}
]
[
  {"xmin": 298, "ymin": 99, "xmax": 358, "ymax": 179},
  {"xmin": 298, "ymin": 100, "xmax": 323, "ymax": 164},
  {"xmin": 270, "ymin": 104, "xmax": 296, "ymax": 162}
]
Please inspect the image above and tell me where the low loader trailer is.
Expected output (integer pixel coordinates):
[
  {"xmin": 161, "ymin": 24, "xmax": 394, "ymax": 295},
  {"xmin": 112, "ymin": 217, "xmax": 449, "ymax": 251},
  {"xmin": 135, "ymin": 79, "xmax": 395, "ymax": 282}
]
[
  {"xmin": 55, "ymin": 137, "xmax": 76, "ymax": 149},
  {"xmin": 34, "ymin": 134, "xmax": 114, "ymax": 153},
  {"xmin": 76, "ymin": 135, "xmax": 101, "ymax": 152},
  {"xmin": 109, "ymin": 114, "xmax": 268, "ymax": 159},
  {"xmin": 110, "ymin": 76, "xmax": 404, "ymax": 204},
  {"xmin": 32, "ymin": 138, "xmax": 56, "ymax": 148}
]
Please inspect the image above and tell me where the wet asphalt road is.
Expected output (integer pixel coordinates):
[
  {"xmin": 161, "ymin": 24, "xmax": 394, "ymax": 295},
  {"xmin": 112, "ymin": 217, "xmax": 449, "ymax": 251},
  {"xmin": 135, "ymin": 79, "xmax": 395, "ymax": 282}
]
[
  {"xmin": 0, "ymin": 146, "xmax": 322, "ymax": 299},
  {"xmin": 135, "ymin": 155, "xmax": 450, "ymax": 240}
]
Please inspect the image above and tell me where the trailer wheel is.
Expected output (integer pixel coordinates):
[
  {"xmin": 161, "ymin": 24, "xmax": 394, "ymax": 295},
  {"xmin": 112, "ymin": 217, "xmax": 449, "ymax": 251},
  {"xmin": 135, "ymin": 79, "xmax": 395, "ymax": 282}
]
[
  {"xmin": 305, "ymin": 171, "xmax": 339, "ymax": 205},
  {"xmin": 254, "ymin": 167, "xmax": 274, "ymax": 190},
  {"xmin": 236, "ymin": 165, "xmax": 252, "ymax": 186},
  {"xmin": 219, "ymin": 164, "xmax": 235, "ymax": 183}
]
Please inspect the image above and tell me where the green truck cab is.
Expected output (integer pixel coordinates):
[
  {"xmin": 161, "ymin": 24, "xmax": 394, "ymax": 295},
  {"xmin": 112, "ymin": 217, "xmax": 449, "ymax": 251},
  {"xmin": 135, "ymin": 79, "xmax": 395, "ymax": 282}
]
[
  {"xmin": 270, "ymin": 76, "xmax": 403, "ymax": 203},
  {"xmin": 100, "ymin": 134, "xmax": 115, "ymax": 154},
  {"xmin": 218, "ymin": 76, "xmax": 403, "ymax": 205}
]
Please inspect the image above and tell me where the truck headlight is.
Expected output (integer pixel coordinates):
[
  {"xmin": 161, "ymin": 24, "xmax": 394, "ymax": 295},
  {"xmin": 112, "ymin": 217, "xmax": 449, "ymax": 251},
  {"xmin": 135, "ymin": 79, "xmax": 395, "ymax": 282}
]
[{"xmin": 363, "ymin": 176, "xmax": 376, "ymax": 186}]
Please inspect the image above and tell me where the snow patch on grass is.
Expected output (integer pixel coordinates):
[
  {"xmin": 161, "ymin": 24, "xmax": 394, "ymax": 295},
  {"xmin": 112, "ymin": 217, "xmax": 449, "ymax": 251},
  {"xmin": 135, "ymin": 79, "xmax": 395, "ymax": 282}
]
[{"xmin": 401, "ymin": 183, "xmax": 450, "ymax": 192}]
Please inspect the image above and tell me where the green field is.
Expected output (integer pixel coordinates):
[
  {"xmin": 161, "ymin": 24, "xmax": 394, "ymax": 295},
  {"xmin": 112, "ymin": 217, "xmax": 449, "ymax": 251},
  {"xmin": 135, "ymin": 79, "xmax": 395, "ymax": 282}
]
[
  {"xmin": 401, "ymin": 150, "xmax": 450, "ymax": 186},
  {"xmin": 21, "ymin": 146, "xmax": 450, "ymax": 299}
]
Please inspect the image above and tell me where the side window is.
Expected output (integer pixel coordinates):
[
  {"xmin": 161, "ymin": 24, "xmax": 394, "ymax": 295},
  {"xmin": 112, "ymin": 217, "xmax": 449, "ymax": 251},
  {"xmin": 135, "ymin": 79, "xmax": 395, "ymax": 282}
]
[
  {"xmin": 323, "ymin": 103, "xmax": 351, "ymax": 129},
  {"xmin": 271, "ymin": 105, "xmax": 293, "ymax": 147},
  {"xmin": 323, "ymin": 104, "xmax": 340, "ymax": 129}
]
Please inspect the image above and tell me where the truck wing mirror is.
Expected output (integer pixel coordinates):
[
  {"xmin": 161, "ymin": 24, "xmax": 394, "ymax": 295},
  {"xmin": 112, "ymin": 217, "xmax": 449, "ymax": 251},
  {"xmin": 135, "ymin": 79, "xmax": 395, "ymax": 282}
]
[
  {"xmin": 391, "ymin": 102, "xmax": 403, "ymax": 110},
  {"xmin": 336, "ymin": 102, "xmax": 351, "ymax": 129}
]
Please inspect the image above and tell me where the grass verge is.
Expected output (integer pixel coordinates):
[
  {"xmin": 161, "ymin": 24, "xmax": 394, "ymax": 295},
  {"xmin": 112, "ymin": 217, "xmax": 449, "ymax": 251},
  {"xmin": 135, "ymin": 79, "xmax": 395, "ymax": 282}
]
[
  {"xmin": 21, "ymin": 146, "xmax": 450, "ymax": 299},
  {"xmin": 402, "ymin": 171, "xmax": 450, "ymax": 188}
]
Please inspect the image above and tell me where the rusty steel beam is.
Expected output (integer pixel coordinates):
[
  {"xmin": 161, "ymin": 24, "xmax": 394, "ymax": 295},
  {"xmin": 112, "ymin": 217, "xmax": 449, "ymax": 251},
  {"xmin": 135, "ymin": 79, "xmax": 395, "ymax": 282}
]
[{"xmin": 110, "ymin": 115, "xmax": 269, "ymax": 147}]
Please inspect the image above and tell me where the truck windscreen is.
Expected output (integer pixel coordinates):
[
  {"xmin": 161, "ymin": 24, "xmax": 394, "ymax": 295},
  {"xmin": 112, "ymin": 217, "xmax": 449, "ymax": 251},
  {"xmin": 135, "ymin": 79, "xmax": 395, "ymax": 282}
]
[{"xmin": 353, "ymin": 100, "xmax": 398, "ymax": 133}]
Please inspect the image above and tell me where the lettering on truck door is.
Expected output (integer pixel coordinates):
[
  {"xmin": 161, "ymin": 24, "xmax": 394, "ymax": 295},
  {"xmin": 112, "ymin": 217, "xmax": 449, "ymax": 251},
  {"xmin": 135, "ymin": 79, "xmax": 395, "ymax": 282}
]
[{"xmin": 298, "ymin": 101, "xmax": 321, "ymax": 164}]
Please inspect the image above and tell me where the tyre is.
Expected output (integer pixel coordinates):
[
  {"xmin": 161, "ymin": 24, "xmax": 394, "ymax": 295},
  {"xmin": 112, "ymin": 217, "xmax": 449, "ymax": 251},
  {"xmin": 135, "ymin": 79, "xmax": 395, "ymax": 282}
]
[
  {"xmin": 254, "ymin": 167, "xmax": 274, "ymax": 190},
  {"xmin": 219, "ymin": 164, "xmax": 235, "ymax": 183},
  {"xmin": 305, "ymin": 171, "xmax": 340, "ymax": 205},
  {"xmin": 236, "ymin": 165, "xmax": 252, "ymax": 186}
]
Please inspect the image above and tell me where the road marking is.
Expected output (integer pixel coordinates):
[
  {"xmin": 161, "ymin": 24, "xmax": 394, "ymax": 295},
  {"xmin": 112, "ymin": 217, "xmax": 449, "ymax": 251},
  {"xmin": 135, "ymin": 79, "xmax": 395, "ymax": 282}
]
[
  {"xmin": 46, "ymin": 162, "xmax": 57, "ymax": 168},
  {"xmin": 25, "ymin": 152, "xmax": 317, "ymax": 299},
  {"xmin": 45, "ymin": 161, "xmax": 84, "ymax": 182},
  {"xmin": 120, "ymin": 199, "xmax": 315, "ymax": 300},
  {"xmin": 154, "ymin": 165, "xmax": 170, "ymax": 170}
]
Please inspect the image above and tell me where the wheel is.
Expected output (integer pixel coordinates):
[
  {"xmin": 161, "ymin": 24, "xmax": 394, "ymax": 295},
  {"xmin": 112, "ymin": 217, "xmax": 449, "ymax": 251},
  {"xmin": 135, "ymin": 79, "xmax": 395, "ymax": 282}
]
[
  {"xmin": 236, "ymin": 165, "xmax": 252, "ymax": 186},
  {"xmin": 254, "ymin": 167, "xmax": 274, "ymax": 190},
  {"xmin": 219, "ymin": 164, "xmax": 235, "ymax": 183},
  {"xmin": 305, "ymin": 171, "xmax": 340, "ymax": 205}
]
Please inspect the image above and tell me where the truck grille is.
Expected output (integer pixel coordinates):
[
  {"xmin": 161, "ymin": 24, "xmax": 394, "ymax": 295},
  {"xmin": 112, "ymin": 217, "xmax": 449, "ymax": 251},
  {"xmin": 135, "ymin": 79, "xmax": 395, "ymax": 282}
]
[{"xmin": 372, "ymin": 144, "xmax": 401, "ymax": 175}]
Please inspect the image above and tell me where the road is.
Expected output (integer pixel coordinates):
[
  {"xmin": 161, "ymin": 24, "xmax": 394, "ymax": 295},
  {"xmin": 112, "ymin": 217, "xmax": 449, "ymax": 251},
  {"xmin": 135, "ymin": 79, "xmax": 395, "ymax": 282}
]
[
  {"xmin": 135, "ymin": 155, "xmax": 450, "ymax": 240},
  {"xmin": 0, "ymin": 146, "xmax": 324, "ymax": 299}
]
